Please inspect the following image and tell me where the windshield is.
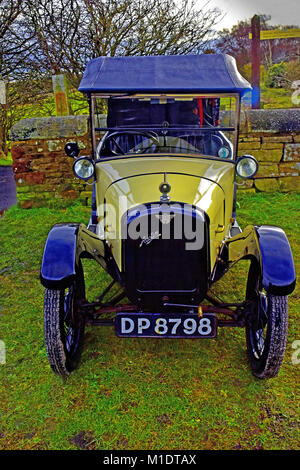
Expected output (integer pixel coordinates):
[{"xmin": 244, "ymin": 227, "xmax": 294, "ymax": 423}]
[{"xmin": 92, "ymin": 94, "xmax": 239, "ymax": 160}]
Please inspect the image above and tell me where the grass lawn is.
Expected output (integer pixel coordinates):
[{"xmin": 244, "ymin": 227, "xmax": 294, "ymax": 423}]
[
  {"xmin": 241, "ymin": 86, "xmax": 300, "ymax": 109},
  {"xmin": 0, "ymin": 158, "xmax": 13, "ymax": 167},
  {"xmin": 260, "ymin": 86, "xmax": 299, "ymax": 109},
  {"xmin": 0, "ymin": 192, "xmax": 299, "ymax": 450}
]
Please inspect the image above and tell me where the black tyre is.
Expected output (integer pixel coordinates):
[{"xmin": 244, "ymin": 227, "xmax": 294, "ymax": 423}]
[
  {"xmin": 245, "ymin": 261, "xmax": 288, "ymax": 379},
  {"xmin": 44, "ymin": 264, "xmax": 85, "ymax": 376}
]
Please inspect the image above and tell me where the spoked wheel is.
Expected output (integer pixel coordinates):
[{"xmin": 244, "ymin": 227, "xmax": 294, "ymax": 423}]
[
  {"xmin": 44, "ymin": 263, "xmax": 85, "ymax": 376},
  {"xmin": 245, "ymin": 261, "xmax": 288, "ymax": 379}
]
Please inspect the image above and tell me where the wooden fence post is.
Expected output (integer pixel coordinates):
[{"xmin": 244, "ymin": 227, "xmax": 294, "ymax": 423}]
[{"xmin": 52, "ymin": 74, "xmax": 70, "ymax": 116}]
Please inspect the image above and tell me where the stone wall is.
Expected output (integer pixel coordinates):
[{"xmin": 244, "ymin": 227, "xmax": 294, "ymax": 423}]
[
  {"xmin": 237, "ymin": 109, "xmax": 300, "ymax": 193},
  {"xmin": 10, "ymin": 109, "xmax": 300, "ymax": 208},
  {"xmin": 10, "ymin": 116, "xmax": 93, "ymax": 208}
]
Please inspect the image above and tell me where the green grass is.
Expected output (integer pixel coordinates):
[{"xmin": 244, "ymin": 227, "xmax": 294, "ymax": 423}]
[
  {"xmin": 241, "ymin": 86, "xmax": 300, "ymax": 109},
  {"xmin": 0, "ymin": 158, "xmax": 13, "ymax": 167},
  {"xmin": 260, "ymin": 86, "xmax": 300, "ymax": 109},
  {"xmin": 0, "ymin": 193, "xmax": 299, "ymax": 450}
]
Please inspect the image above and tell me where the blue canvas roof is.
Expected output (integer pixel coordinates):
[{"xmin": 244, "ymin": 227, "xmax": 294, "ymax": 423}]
[{"xmin": 78, "ymin": 54, "xmax": 251, "ymax": 95}]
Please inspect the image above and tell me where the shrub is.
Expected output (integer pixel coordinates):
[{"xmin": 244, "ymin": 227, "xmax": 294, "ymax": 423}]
[
  {"xmin": 265, "ymin": 62, "xmax": 287, "ymax": 88},
  {"xmin": 285, "ymin": 61, "xmax": 300, "ymax": 89}
]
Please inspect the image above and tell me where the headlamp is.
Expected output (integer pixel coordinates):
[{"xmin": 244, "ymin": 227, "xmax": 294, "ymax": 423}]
[{"xmin": 73, "ymin": 157, "xmax": 95, "ymax": 180}]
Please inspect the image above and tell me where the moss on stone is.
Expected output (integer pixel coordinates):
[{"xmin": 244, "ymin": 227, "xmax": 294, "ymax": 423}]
[{"xmin": 254, "ymin": 178, "xmax": 280, "ymax": 192}]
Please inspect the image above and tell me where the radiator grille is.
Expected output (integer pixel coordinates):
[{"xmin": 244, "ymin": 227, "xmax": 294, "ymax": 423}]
[{"xmin": 123, "ymin": 204, "xmax": 209, "ymax": 302}]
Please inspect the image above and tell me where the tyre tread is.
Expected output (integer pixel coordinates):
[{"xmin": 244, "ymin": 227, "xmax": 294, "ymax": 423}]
[
  {"xmin": 44, "ymin": 288, "xmax": 71, "ymax": 376},
  {"xmin": 247, "ymin": 294, "xmax": 288, "ymax": 379}
]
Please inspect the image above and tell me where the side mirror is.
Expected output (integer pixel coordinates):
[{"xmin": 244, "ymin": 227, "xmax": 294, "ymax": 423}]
[
  {"xmin": 236, "ymin": 155, "xmax": 258, "ymax": 179},
  {"xmin": 65, "ymin": 141, "xmax": 80, "ymax": 158}
]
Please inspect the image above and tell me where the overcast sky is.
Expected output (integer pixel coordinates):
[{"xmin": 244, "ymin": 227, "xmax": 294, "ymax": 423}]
[{"xmin": 208, "ymin": 0, "xmax": 300, "ymax": 30}]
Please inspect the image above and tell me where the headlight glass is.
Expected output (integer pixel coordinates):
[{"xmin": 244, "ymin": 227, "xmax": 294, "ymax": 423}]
[
  {"xmin": 236, "ymin": 156, "xmax": 258, "ymax": 179},
  {"xmin": 73, "ymin": 158, "xmax": 94, "ymax": 180}
]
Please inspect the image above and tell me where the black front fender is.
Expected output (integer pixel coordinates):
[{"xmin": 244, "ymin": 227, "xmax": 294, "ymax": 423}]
[
  {"xmin": 40, "ymin": 223, "xmax": 108, "ymax": 289},
  {"xmin": 225, "ymin": 225, "xmax": 296, "ymax": 295}
]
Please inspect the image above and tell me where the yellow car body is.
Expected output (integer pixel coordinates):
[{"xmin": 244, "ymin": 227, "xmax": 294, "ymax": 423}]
[{"xmin": 96, "ymin": 155, "xmax": 235, "ymax": 273}]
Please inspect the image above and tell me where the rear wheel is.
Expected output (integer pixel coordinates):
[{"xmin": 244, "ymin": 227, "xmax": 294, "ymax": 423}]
[
  {"xmin": 44, "ymin": 264, "xmax": 85, "ymax": 376},
  {"xmin": 245, "ymin": 262, "xmax": 288, "ymax": 379}
]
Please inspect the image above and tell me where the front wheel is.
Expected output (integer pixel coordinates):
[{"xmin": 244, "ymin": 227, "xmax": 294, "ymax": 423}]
[
  {"xmin": 245, "ymin": 262, "xmax": 288, "ymax": 379},
  {"xmin": 44, "ymin": 265, "xmax": 85, "ymax": 376}
]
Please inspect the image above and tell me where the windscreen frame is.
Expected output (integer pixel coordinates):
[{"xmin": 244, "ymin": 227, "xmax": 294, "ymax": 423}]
[{"xmin": 89, "ymin": 92, "xmax": 241, "ymax": 162}]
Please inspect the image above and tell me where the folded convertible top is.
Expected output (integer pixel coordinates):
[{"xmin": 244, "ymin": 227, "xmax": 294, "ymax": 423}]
[{"xmin": 78, "ymin": 54, "xmax": 251, "ymax": 95}]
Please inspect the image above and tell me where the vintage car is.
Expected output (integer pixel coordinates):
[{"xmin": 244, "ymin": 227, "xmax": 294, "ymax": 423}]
[{"xmin": 40, "ymin": 54, "xmax": 296, "ymax": 378}]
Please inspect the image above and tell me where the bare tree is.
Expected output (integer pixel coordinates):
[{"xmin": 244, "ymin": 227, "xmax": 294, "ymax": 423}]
[
  {"xmin": 84, "ymin": 0, "xmax": 222, "ymax": 57},
  {"xmin": 0, "ymin": 0, "xmax": 22, "ymax": 155},
  {"xmin": 0, "ymin": 0, "xmax": 22, "ymax": 38},
  {"xmin": 23, "ymin": 0, "xmax": 222, "ymax": 84},
  {"xmin": 0, "ymin": 0, "xmax": 223, "ymax": 154},
  {"xmin": 0, "ymin": 0, "xmax": 37, "ymax": 79},
  {"xmin": 0, "ymin": 1, "xmax": 52, "ymax": 155},
  {"xmin": 22, "ymin": 0, "xmax": 87, "ymax": 77}
]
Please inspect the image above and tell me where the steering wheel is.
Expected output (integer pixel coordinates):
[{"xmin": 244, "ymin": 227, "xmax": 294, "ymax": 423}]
[
  {"xmin": 101, "ymin": 130, "xmax": 160, "ymax": 156},
  {"xmin": 132, "ymin": 135, "xmax": 201, "ymax": 154},
  {"xmin": 211, "ymin": 134, "xmax": 224, "ymax": 146}
]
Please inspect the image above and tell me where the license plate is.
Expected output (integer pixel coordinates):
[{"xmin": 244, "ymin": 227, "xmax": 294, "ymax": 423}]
[{"xmin": 115, "ymin": 313, "xmax": 217, "ymax": 338}]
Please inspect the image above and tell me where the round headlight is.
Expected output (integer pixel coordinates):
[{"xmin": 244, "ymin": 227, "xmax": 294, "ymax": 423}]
[
  {"xmin": 73, "ymin": 157, "xmax": 94, "ymax": 180},
  {"xmin": 236, "ymin": 155, "xmax": 258, "ymax": 179},
  {"xmin": 218, "ymin": 146, "xmax": 230, "ymax": 159}
]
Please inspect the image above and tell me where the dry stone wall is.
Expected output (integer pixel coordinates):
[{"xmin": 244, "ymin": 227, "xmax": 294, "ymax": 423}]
[
  {"xmin": 237, "ymin": 109, "xmax": 300, "ymax": 193},
  {"xmin": 9, "ymin": 109, "xmax": 300, "ymax": 208},
  {"xmin": 10, "ymin": 116, "xmax": 93, "ymax": 208}
]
